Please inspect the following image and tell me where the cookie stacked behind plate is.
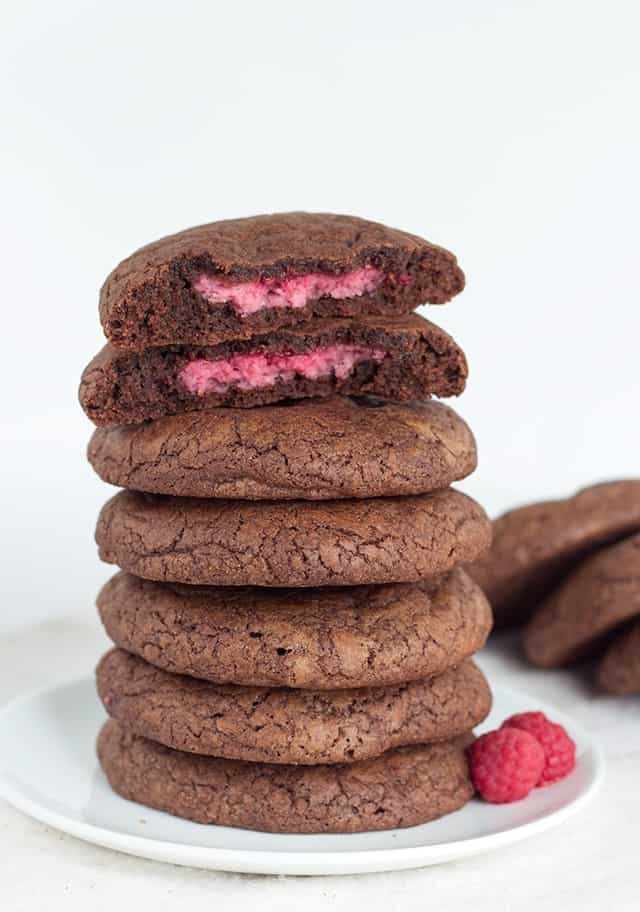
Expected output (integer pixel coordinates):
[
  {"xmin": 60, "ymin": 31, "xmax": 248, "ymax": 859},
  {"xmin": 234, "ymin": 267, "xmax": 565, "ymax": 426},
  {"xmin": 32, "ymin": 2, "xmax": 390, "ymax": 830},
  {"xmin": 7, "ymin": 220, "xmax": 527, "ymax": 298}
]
[
  {"xmin": 468, "ymin": 480, "xmax": 640, "ymax": 695},
  {"xmin": 81, "ymin": 212, "xmax": 494, "ymax": 833}
]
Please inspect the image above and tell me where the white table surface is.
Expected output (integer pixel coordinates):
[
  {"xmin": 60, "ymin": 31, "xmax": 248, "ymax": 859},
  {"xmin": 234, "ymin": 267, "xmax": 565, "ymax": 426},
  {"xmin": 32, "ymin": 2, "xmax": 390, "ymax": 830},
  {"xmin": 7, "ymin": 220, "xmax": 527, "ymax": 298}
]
[{"xmin": 2, "ymin": 613, "xmax": 638, "ymax": 911}]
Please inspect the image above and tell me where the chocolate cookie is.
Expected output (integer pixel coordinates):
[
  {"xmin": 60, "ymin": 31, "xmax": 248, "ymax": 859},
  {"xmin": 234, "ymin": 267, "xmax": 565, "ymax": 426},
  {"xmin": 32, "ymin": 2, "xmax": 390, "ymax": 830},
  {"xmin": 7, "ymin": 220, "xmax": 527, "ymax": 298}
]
[
  {"xmin": 79, "ymin": 314, "xmax": 468, "ymax": 427},
  {"xmin": 524, "ymin": 533, "xmax": 640, "ymax": 668},
  {"xmin": 467, "ymin": 480, "xmax": 640, "ymax": 626},
  {"xmin": 95, "ymin": 488, "xmax": 491, "ymax": 587},
  {"xmin": 597, "ymin": 622, "xmax": 640, "ymax": 695},
  {"xmin": 98, "ymin": 720, "xmax": 474, "ymax": 833},
  {"xmin": 96, "ymin": 648, "xmax": 491, "ymax": 764},
  {"xmin": 99, "ymin": 212, "xmax": 465, "ymax": 350},
  {"xmin": 87, "ymin": 397, "xmax": 477, "ymax": 500},
  {"xmin": 97, "ymin": 568, "xmax": 492, "ymax": 689}
]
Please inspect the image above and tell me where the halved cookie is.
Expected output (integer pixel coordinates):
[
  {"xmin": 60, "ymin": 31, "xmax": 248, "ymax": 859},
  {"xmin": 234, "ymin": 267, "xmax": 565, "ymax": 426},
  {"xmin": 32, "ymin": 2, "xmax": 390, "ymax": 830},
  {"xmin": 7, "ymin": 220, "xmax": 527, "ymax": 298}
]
[
  {"xmin": 100, "ymin": 212, "xmax": 464, "ymax": 350},
  {"xmin": 80, "ymin": 314, "xmax": 468, "ymax": 427}
]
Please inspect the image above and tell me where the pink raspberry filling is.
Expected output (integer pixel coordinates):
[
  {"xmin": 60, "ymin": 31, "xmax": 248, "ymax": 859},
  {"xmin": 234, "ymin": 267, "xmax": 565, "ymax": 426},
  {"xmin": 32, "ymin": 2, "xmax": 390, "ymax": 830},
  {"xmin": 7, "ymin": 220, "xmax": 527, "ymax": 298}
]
[
  {"xmin": 192, "ymin": 267, "xmax": 388, "ymax": 317},
  {"xmin": 179, "ymin": 345, "xmax": 386, "ymax": 395}
]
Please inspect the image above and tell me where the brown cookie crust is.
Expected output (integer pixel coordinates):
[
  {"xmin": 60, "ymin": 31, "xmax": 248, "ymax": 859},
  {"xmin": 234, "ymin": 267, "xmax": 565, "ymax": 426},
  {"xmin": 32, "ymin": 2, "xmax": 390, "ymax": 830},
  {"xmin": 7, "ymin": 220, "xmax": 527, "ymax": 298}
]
[
  {"xmin": 467, "ymin": 480, "xmax": 640, "ymax": 627},
  {"xmin": 96, "ymin": 649, "xmax": 491, "ymax": 764},
  {"xmin": 97, "ymin": 569, "xmax": 492, "ymax": 689},
  {"xmin": 524, "ymin": 533, "xmax": 640, "ymax": 668},
  {"xmin": 99, "ymin": 212, "xmax": 465, "ymax": 350},
  {"xmin": 87, "ymin": 397, "xmax": 477, "ymax": 500},
  {"xmin": 97, "ymin": 721, "xmax": 475, "ymax": 833},
  {"xmin": 79, "ymin": 314, "xmax": 468, "ymax": 427},
  {"xmin": 95, "ymin": 488, "xmax": 491, "ymax": 587},
  {"xmin": 597, "ymin": 622, "xmax": 640, "ymax": 695}
]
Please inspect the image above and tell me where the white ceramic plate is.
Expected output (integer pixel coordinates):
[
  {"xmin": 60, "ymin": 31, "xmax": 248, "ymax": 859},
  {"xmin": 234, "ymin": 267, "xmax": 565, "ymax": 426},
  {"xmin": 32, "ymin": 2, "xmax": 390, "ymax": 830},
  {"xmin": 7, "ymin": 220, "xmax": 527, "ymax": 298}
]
[{"xmin": 0, "ymin": 676, "xmax": 603, "ymax": 876}]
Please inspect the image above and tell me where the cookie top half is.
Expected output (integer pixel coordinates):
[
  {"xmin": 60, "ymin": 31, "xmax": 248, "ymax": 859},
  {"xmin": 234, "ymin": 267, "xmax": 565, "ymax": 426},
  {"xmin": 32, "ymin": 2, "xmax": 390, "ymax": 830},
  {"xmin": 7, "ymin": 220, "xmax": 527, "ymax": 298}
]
[
  {"xmin": 100, "ymin": 212, "xmax": 465, "ymax": 350},
  {"xmin": 88, "ymin": 397, "xmax": 476, "ymax": 500}
]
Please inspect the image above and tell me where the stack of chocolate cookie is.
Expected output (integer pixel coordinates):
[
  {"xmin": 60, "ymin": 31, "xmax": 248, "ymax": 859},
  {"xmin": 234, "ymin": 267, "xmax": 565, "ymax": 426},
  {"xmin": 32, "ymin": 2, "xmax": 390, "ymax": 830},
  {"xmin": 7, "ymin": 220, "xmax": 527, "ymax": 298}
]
[{"xmin": 80, "ymin": 213, "xmax": 494, "ymax": 833}]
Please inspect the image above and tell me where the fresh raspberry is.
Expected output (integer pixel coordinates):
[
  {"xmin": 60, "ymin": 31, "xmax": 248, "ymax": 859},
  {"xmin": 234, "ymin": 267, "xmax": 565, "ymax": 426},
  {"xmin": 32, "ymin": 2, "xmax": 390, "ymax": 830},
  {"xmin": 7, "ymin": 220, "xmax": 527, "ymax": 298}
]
[
  {"xmin": 467, "ymin": 728, "xmax": 545, "ymax": 803},
  {"xmin": 502, "ymin": 712, "xmax": 576, "ymax": 786}
]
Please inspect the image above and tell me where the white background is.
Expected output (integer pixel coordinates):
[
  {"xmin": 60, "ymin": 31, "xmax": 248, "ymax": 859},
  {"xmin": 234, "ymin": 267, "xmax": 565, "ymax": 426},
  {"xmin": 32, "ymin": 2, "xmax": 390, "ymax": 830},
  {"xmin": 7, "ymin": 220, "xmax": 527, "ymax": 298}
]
[
  {"xmin": 1, "ymin": 3, "xmax": 639, "ymax": 908},
  {"xmin": 2, "ymin": 0, "xmax": 639, "ymax": 631}
]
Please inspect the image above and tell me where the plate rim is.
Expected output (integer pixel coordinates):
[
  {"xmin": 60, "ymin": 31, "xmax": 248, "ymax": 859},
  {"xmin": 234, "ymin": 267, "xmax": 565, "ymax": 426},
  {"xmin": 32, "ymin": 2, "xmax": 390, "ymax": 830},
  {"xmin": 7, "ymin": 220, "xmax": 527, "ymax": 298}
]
[{"xmin": 0, "ymin": 676, "xmax": 605, "ymax": 876}]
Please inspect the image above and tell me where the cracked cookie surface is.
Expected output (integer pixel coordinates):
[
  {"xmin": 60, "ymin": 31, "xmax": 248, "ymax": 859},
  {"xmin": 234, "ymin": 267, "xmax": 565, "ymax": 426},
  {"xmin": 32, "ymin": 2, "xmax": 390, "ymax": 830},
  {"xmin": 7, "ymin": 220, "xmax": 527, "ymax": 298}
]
[
  {"xmin": 524, "ymin": 532, "xmax": 640, "ymax": 668},
  {"xmin": 96, "ymin": 649, "xmax": 490, "ymax": 764},
  {"xmin": 99, "ymin": 211, "xmax": 465, "ymax": 351},
  {"xmin": 468, "ymin": 480, "xmax": 640, "ymax": 627},
  {"xmin": 95, "ymin": 488, "xmax": 491, "ymax": 587},
  {"xmin": 98, "ymin": 568, "xmax": 492, "ymax": 689},
  {"xmin": 87, "ymin": 397, "xmax": 477, "ymax": 500},
  {"xmin": 97, "ymin": 720, "xmax": 474, "ymax": 833}
]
